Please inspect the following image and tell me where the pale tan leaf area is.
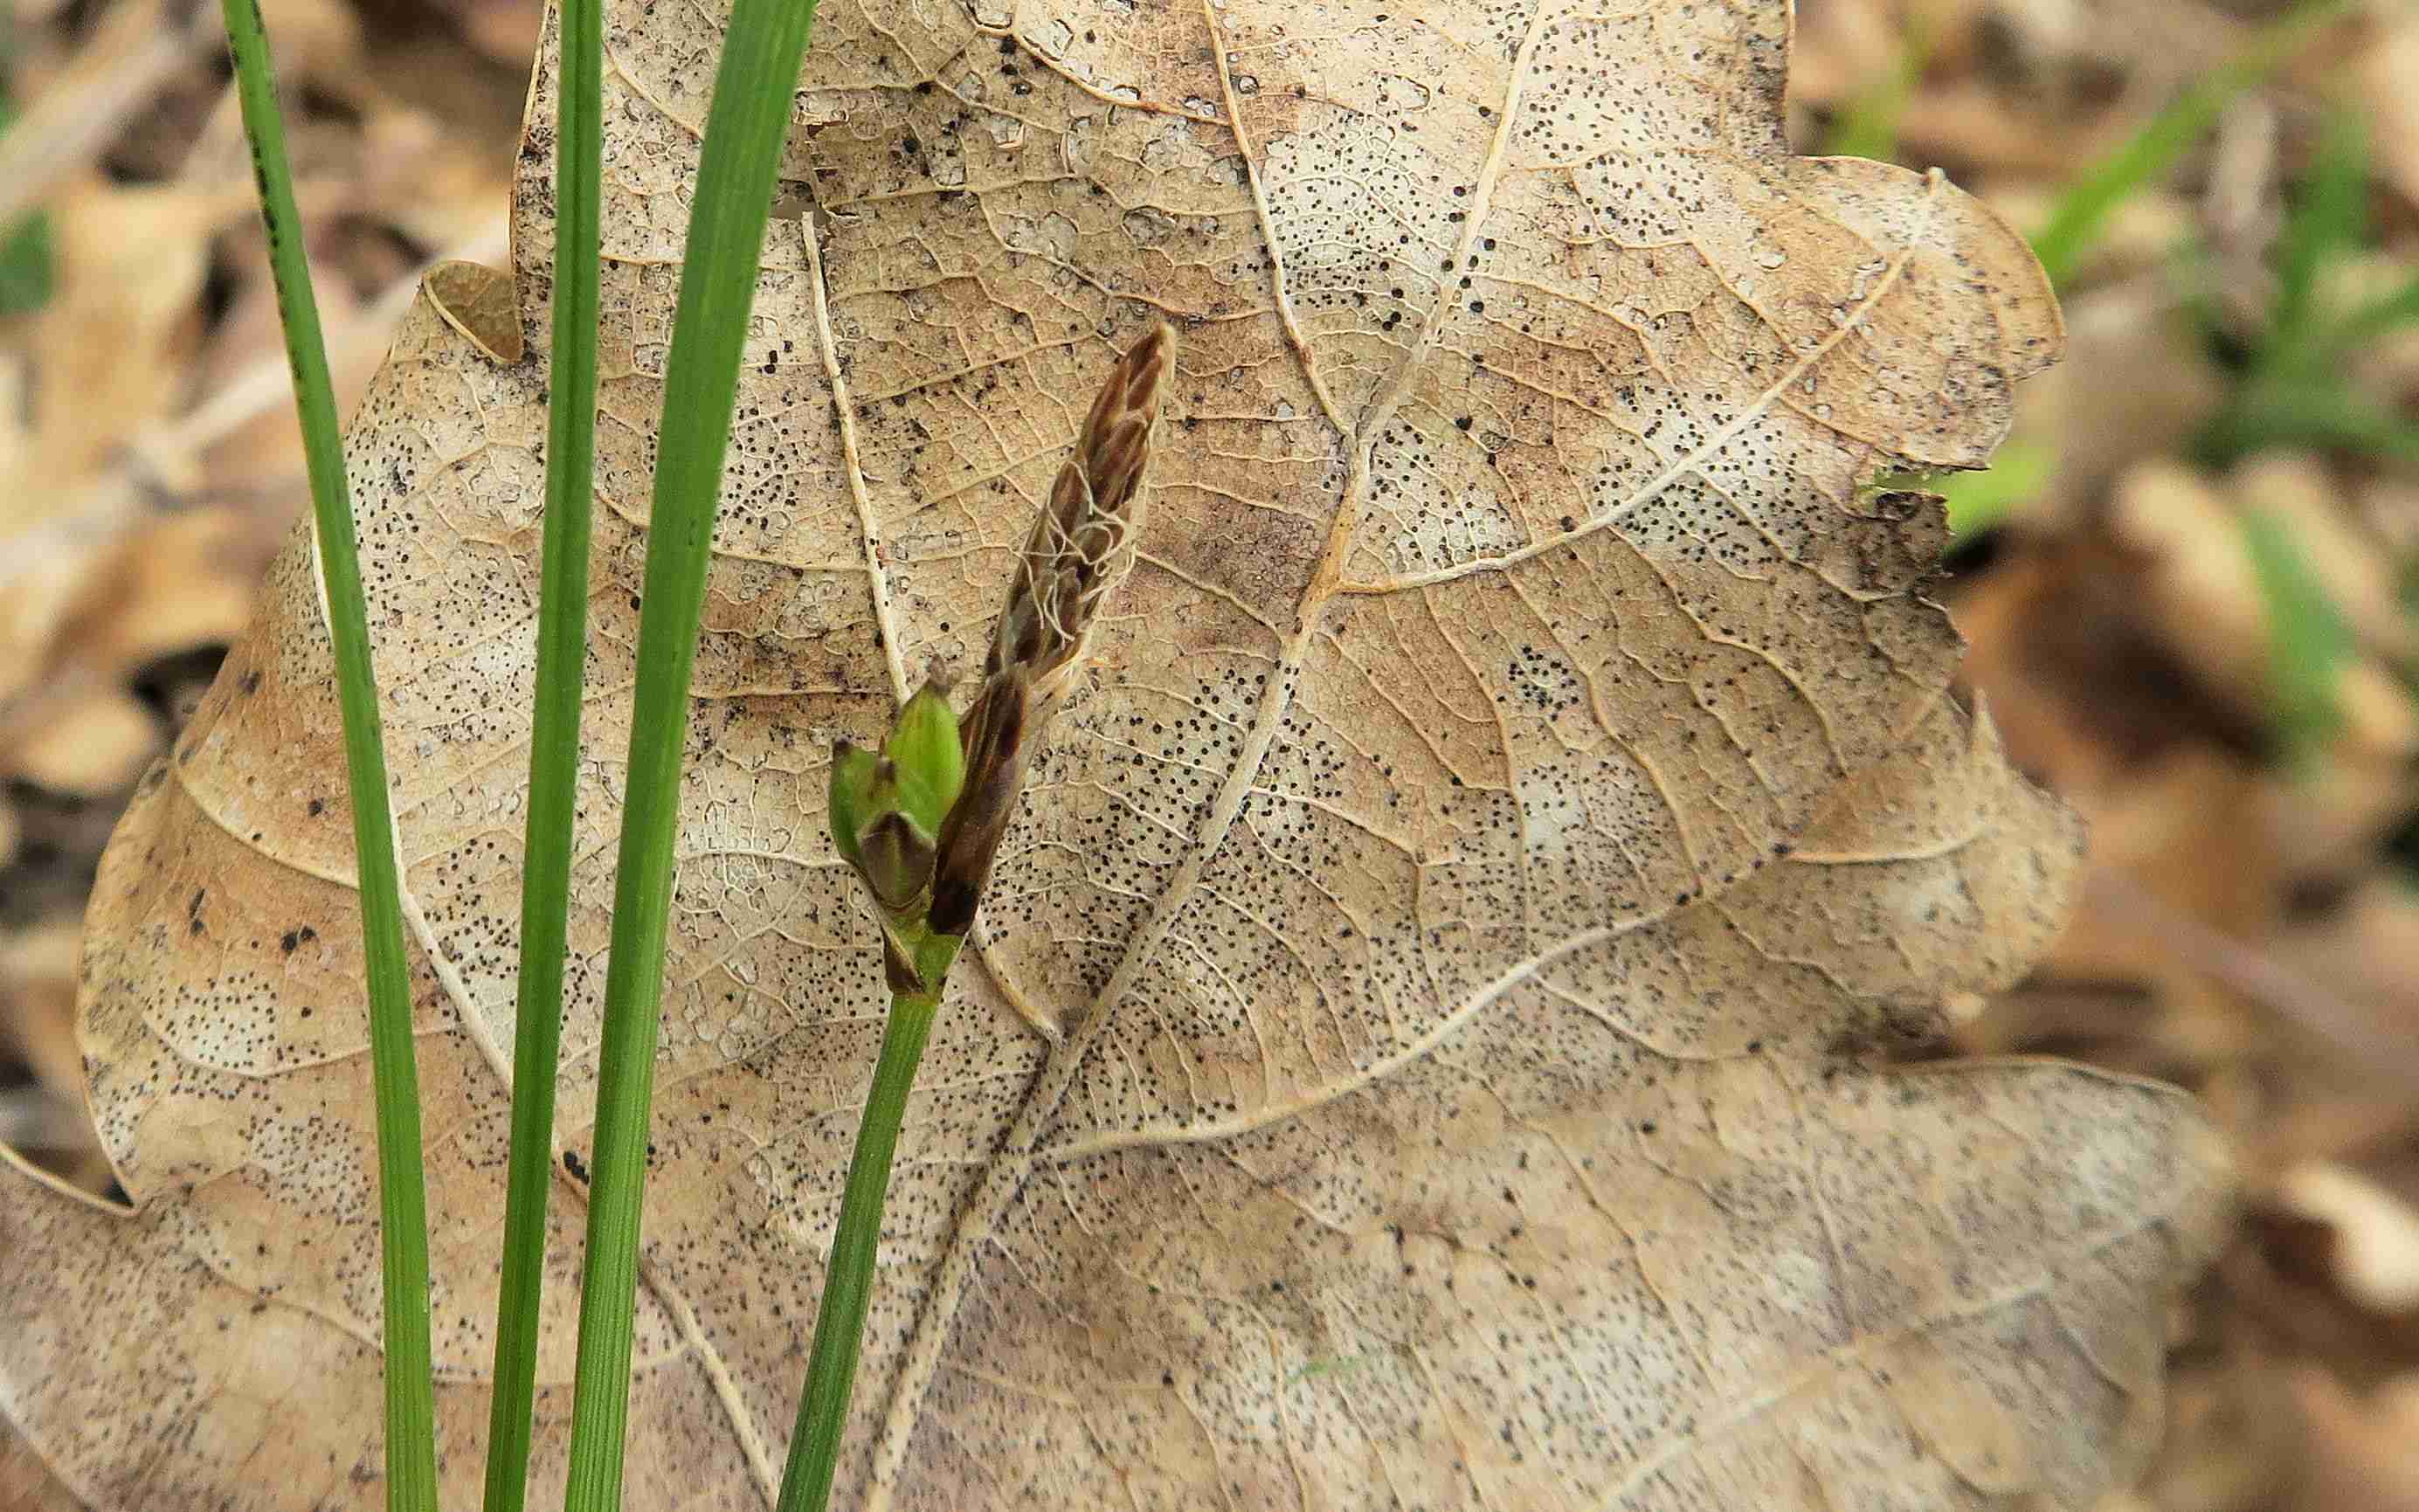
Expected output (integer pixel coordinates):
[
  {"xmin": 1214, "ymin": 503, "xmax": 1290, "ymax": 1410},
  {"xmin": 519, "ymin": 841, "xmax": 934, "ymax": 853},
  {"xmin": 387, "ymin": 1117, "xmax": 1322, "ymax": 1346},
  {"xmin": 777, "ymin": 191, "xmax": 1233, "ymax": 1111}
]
[{"xmin": 0, "ymin": 0, "xmax": 2229, "ymax": 1507}]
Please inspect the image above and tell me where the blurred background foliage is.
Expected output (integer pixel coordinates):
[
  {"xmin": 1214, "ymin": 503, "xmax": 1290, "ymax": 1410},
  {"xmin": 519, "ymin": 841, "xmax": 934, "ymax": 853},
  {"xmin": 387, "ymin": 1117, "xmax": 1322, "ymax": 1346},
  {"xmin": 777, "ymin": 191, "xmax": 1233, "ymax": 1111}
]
[
  {"xmin": 1797, "ymin": 4, "xmax": 2419, "ymax": 1508},
  {"xmin": 3, "ymin": 0, "xmax": 2419, "ymax": 1507}
]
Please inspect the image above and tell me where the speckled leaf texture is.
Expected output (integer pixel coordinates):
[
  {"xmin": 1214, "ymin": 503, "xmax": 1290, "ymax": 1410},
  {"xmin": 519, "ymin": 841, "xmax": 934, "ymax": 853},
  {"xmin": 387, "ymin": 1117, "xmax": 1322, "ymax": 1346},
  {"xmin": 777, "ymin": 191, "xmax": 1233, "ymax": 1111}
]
[{"xmin": 0, "ymin": 0, "xmax": 2229, "ymax": 1507}]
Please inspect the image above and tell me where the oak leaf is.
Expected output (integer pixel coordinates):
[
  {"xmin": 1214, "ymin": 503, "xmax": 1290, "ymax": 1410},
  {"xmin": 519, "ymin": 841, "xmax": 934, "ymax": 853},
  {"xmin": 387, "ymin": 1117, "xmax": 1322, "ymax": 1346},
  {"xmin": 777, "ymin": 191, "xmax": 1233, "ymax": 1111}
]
[{"xmin": 0, "ymin": 0, "xmax": 2228, "ymax": 1506}]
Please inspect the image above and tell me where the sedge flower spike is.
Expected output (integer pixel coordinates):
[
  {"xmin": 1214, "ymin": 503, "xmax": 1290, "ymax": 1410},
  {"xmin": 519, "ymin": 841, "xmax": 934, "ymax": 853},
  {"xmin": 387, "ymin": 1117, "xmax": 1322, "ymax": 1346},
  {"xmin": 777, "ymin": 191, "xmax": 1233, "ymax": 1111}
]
[{"xmin": 829, "ymin": 321, "xmax": 1175, "ymax": 991}]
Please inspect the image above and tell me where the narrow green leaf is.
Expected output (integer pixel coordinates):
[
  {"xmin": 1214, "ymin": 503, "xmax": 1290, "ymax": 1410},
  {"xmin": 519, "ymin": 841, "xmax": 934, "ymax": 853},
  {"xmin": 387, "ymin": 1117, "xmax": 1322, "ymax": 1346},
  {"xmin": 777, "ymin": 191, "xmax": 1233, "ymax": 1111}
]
[
  {"xmin": 1870, "ymin": 436, "xmax": 2053, "ymax": 540},
  {"xmin": 1938, "ymin": 437, "xmax": 2053, "ymax": 539},
  {"xmin": 0, "ymin": 13, "xmax": 52, "ymax": 315},
  {"xmin": 218, "ymin": 0, "xmax": 436, "ymax": 1506},
  {"xmin": 480, "ymin": 0, "xmax": 603, "ymax": 1502},
  {"xmin": 558, "ymin": 0, "xmax": 826, "ymax": 1501},
  {"xmin": 2201, "ymin": 381, "xmax": 2419, "ymax": 468},
  {"xmin": 0, "ymin": 210, "xmax": 51, "ymax": 316},
  {"xmin": 2031, "ymin": 0, "xmax": 2348, "ymax": 290},
  {"xmin": 2268, "ymin": 107, "xmax": 2369, "ymax": 372},
  {"xmin": 2240, "ymin": 507, "xmax": 2353, "ymax": 758}
]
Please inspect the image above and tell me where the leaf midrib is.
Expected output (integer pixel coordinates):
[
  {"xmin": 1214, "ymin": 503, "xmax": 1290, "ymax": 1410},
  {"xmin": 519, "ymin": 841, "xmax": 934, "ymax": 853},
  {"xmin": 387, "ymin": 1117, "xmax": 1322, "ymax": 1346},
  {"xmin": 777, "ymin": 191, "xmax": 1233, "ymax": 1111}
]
[{"xmin": 854, "ymin": 0, "xmax": 1569, "ymax": 1493}]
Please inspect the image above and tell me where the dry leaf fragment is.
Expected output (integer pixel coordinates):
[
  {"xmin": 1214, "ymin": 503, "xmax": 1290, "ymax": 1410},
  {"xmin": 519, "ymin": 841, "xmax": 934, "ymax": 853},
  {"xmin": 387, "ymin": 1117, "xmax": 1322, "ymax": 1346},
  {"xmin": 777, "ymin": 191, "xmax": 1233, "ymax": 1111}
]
[
  {"xmin": 0, "ymin": 1410, "xmax": 84, "ymax": 1512},
  {"xmin": 2275, "ymin": 1162, "xmax": 2419, "ymax": 1317},
  {"xmin": 2284, "ymin": 1367, "xmax": 2419, "ymax": 1512},
  {"xmin": 3, "ymin": 689, "xmax": 158, "ymax": 797},
  {"xmin": 0, "ymin": 1, "xmax": 2225, "ymax": 1508}
]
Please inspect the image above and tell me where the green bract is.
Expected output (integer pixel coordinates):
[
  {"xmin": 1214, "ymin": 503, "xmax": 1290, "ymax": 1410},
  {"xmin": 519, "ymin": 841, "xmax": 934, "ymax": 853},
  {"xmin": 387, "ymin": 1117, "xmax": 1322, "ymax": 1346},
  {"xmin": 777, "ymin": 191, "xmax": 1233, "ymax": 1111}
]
[
  {"xmin": 854, "ymin": 811, "xmax": 936, "ymax": 914},
  {"xmin": 887, "ymin": 682, "xmax": 965, "ymax": 836},
  {"xmin": 830, "ymin": 680, "xmax": 966, "ymax": 929},
  {"xmin": 826, "ymin": 741, "xmax": 881, "ymax": 872}
]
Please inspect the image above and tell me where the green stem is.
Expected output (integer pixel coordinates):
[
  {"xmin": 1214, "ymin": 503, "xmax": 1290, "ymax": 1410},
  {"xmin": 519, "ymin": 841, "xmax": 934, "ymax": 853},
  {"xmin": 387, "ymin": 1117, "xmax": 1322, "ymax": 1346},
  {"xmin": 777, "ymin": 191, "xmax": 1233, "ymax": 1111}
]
[
  {"xmin": 480, "ymin": 0, "xmax": 602, "ymax": 1502},
  {"xmin": 219, "ymin": 0, "xmax": 436, "ymax": 1506},
  {"xmin": 558, "ymin": 0, "xmax": 824, "ymax": 1501},
  {"xmin": 774, "ymin": 989, "xmax": 943, "ymax": 1512}
]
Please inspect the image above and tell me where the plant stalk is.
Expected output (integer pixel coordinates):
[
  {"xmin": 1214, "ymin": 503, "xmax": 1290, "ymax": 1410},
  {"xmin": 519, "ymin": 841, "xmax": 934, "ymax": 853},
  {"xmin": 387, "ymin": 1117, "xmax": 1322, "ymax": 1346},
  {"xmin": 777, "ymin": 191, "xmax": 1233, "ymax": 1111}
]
[
  {"xmin": 480, "ymin": 0, "xmax": 602, "ymax": 1501},
  {"xmin": 774, "ymin": 987, "xmax": 943, "ymax": 1512},
  {"xmin": 219, "ymin": 0, "xmax": 436, "ymax": 1505},
  {"xmin": 558, "ymin": 0, "xmax": 824, "ymax": 1501}
]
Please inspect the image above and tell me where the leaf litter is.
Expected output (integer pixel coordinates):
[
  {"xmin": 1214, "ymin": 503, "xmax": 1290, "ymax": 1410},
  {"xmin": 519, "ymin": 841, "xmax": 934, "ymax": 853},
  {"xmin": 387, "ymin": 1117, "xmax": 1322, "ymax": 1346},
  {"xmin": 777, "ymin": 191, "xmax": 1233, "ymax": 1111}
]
[{"xmin": 0, "ymin": 0, "xmax": 2270, "ymax": 1508}]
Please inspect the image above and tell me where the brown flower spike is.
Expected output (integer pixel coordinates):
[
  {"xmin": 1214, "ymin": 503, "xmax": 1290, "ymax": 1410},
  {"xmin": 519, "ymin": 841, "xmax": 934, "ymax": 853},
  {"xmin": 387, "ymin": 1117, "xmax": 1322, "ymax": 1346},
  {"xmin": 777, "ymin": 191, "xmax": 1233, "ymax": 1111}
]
[{"xmin": 930, "ymin": 321, "xmax": 1174, "ymax": 938}]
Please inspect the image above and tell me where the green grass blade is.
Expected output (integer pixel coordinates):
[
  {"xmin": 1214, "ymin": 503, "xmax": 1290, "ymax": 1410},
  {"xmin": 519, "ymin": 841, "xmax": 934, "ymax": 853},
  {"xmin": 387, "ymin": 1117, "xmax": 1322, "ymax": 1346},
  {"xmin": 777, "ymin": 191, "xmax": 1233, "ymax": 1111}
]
[
  {"xmin": 1870, "ymin": 436, "xmax": 2052, "ymax": 541},
  {"xmin": 480, "ymin": 0, "xmax": 603, "ymax": 1502},
  {"xmin": 773, "ymin": 986, "xmax": 944, "ymax": 1512},
  {"xmin": 558, "ymin": 0, "xmax": 824, "ymax": 1501},
  {"xmin": 1935, "ymin": 436, "xmax": 2052, "ymax": 539},
  {"xmin": 2030, "ymin": 0, "xmax": 2347, "ymax": 290},
  {"xmin": 2240, "ymin": 507, "xmax": 2353, "ymax": 758},
  {"xmin": 0, "ymin": 12, "xmax": 52, "ymax": 315},
  {"xmin": 0, "ymin": 207, "xmax": 51, "ymax": 316},
  {"xmin": 2268, "ymin": 107, "xmax": 2369, "ymax": 371},
  {"xmin": 2201, "ymin": 380, "xmax": 2419, "ymax": 468},
  {"xmin": 219, "ymin": 0, "xmax": 437, "ymax": 1506}
]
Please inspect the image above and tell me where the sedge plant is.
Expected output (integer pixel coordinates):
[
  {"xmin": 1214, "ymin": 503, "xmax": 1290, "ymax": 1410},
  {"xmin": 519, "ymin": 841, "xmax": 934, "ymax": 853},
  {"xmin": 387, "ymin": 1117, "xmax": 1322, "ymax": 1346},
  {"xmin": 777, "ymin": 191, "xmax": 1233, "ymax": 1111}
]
[
  {"xmin": 775, "ymin": 324, "xmax": 1175, "ymax": 1512},
  {"xmin": 215, "ymin": 0, "xmax": 811, "ymax": 1491},
  {"xmin": 202, "ymin": 0, "xmax": 2409, "ymax": 1486},
  {"xmin": 220, "ymin": 0, "xmax": 1176, "ymax": 1495}
]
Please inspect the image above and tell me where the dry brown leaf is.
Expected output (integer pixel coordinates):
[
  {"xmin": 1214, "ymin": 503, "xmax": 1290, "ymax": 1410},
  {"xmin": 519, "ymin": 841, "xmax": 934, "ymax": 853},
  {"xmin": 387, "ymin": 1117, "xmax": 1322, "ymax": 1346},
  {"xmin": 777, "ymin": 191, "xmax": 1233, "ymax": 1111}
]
[
  {"xmin": 2269, "ymin": 880, "xmax": 2419, "ymax": 1080},
  {"xmin": 2284, "ymin": 1367, "xmax": 2419, "ymax": 1512},
  {"xmin": 3, "ymin": 688, "xmax": 159, "ymax": 797},
  {"xmin": 0, "ymin": 919, "xmax": 80, "ymax": 1107},
  {"xmin": 0, "ymin": 1411, "xmax": 84, "ymax": 1512},
  {"xmin": 2021, "ymin": 283, "xmax": 2225, "ymax": 534},
  {"xmin": 0, "ymin": 175, "xmax": 228, "ymax": 715},
  {"xmin": 9, "ymin": 176, "xmax": 218, "ymax": 491},
  {"xmin": 2355, "ymin": 1, "xmax": 2419, "ymax": 211},
  {"xmin": 2274, "ymin": 1163, "xmax": 2419, "ymax": 1318},
  {"xmin": 0, "ymin": 1, "xmax": 2228, "ymax": 1507}
]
